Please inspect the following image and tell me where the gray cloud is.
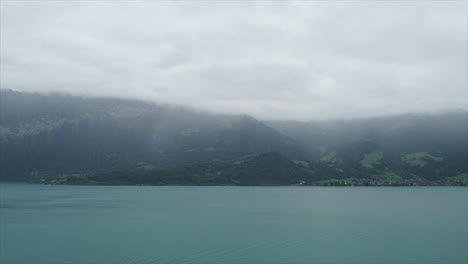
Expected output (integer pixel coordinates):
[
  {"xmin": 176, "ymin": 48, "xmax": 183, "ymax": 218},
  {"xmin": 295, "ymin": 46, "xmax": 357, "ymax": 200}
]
[{"xmin": 1, "ymin": 1, "xmax": 466, "ymax": 120}]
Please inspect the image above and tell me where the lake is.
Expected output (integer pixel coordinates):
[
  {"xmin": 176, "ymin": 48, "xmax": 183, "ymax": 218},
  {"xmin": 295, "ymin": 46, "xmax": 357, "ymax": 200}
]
[{"xmin": 1, "ymin": 183, "xmax": 467, "ymax": 264}]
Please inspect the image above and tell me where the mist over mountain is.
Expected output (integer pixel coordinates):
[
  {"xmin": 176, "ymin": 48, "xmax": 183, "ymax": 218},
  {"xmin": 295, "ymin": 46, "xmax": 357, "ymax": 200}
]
[
  {"xmin": 268, "ymin": 113, "xmax": 468, "ymax": 181},
  {"xmin": 0, "ymin": 90, "xmax": 467, "ymax": 185},
  {"xmin": 267, "ymin": 112, "xmax": 468, "ymax": 158},
  {"xmin": 0, "ymin": 90, "xmax": 305, "ymax": 180}
]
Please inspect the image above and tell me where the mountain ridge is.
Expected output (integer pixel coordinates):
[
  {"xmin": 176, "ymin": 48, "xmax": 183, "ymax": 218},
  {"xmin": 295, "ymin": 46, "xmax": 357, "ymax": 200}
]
[
  {"xmin": 1, "ymin": 90, "xmax": 467, "ymax": 185},
  {"xmin": 0, "ymin": 89, "xmax": 307, "ymax": 180}
]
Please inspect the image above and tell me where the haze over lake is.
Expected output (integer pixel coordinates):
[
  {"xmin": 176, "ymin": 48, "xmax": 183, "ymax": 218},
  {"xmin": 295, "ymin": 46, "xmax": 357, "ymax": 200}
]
[{"xmin": 1, "ymin": 183, "xmax": 467, "ymax": 264}]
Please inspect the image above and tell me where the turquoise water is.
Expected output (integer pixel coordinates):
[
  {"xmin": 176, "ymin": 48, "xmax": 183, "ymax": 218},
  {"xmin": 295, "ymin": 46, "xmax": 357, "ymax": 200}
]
[{"xmin": 1, "ymin": 183, "xmax": 467, "ymax": 264}]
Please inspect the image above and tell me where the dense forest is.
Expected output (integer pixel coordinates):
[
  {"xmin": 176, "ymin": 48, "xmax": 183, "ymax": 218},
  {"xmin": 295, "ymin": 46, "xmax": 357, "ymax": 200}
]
[{"xmin": 1, "ymin": 90, "xmax": 467, "ymax": 185}]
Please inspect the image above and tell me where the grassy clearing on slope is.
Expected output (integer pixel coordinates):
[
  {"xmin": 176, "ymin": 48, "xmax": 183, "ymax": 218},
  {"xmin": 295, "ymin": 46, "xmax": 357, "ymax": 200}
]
[
  {"xmin": 320, "ymin": 152, "xmax": 338, "ymax": 163},
  {"xmin": 401, "ymin": 152, "xmax": 443, "ymax": 167},
  {"xmin": 233, "ymin": 154, "xmax": 256, "ymax": 165},
  {"xmin": 204, "ymin": 171, "xmax": 222, "ymax": 177},
  {"xmin": 361, "ymin": 152, "xmax": 383, "ymax": 167},
  {"xmin": 380, "ymin": 171, "xmax": 402, "ymax": 180},
  {"xmin": 293, "ymin": 160, "xmax": 310, "ymax": 168},
  {"xmin": 446, "ymin": 172, "xmax": 468, "ymax": 181}
]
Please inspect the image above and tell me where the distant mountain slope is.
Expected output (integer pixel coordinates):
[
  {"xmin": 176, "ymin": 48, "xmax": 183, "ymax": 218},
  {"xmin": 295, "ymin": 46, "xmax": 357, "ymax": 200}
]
[
  {"xmin": 269, "ymin": 113, "xmax": 467, "ymax": 150},
  {"xmin": 267, "ymin": 112, "xmax": 468, "ymax": 181},
  {"xmin": 1, "ymin": 90, "xmax": 466, "ymax": 184},
  {"xmin": 0, "ymin": 90, "xmax": 306, "ymax": 180}
]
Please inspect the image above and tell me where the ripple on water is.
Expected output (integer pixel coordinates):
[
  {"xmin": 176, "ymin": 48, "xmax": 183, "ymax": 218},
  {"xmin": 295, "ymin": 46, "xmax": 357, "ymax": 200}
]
[{"xmin": 1, "ymin": 184, "xmax": 467, "ymax": 264}]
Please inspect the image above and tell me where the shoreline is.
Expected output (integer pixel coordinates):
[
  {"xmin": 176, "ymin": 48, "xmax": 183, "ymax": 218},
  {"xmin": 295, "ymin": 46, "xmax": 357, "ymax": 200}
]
[{"xmin": 7, "ymin": 180, "xmax": 466, "ymax": 187}]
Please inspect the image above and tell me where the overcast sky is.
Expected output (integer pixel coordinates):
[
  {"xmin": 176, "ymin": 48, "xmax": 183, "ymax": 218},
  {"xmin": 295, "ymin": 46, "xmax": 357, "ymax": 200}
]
[{"xmin": 1, "ymin": 1, "xmax": 467, "ymax": 120}]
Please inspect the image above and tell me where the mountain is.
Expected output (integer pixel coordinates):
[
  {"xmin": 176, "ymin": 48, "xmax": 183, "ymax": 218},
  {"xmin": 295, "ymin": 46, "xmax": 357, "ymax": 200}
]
[
  {"xmin": 1, "ymin": 90, "xmax": 467, "ymax": 185},
  {"xmin": 267, "ymin": 112, "xmax": 468, "ymax": 181},
  {"xmin": 0, "ymin": 90, "xmax": 306, "ymax": 180}
]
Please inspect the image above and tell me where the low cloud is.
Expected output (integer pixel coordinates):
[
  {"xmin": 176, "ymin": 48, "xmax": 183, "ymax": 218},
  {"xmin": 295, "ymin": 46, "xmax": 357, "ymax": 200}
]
[{"xmin": 1, "ymin": 1, "xmax": 466, "ymax": 120}]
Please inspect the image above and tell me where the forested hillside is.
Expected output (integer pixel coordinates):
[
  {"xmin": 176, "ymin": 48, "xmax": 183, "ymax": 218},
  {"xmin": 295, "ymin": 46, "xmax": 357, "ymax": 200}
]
[
  {"xmin": 0, "ymin": 90, "xmax": 305, "ymax": 180},
  {"xmin": 1, "ymin": 90, "xmax": 467, "ymax": 184},
  {"xmin": 267, "ymin": 113, "xmax": 468, "ymax": 181}
]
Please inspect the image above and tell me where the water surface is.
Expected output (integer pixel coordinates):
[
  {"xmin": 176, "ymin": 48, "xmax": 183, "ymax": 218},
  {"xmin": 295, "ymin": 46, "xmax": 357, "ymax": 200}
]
[{"xmin": 1, "ymin": 183, "xmax": 467, "ymax": 264}]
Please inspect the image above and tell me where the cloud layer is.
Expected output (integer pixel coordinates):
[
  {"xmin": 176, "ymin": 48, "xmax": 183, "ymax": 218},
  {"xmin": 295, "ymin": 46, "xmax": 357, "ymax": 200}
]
[{"xmin": 1, "ymin": 1, "xmax": 466, "ymax": 120}]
